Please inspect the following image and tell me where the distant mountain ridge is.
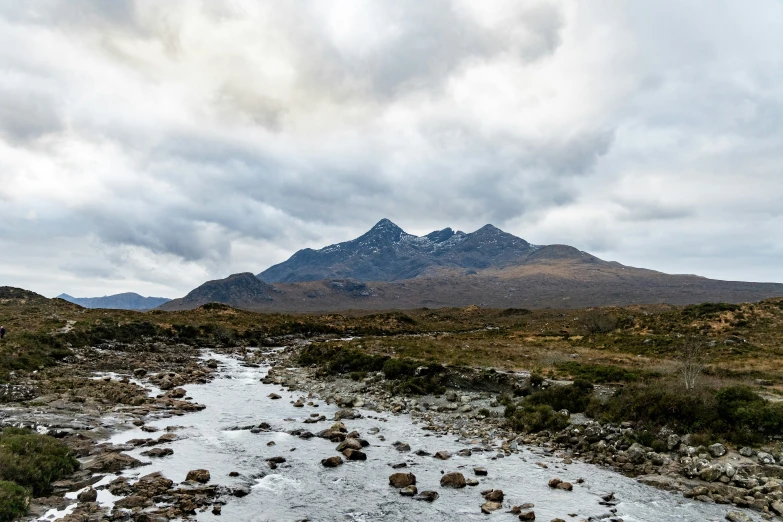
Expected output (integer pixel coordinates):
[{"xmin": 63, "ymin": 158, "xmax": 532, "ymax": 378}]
[
  {"xmin": 158, "ymin": 219, "xmax": 783, "ymax": 312},
  {"xmin": 58, "ymin": 292, "xmax": 170, "ymax": 310},
  {"xmin": 258, "ymin": 218, "xmax": 590, "ymax": 283}
]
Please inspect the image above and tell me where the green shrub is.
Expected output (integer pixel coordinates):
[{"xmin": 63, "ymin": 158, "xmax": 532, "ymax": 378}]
[
  {"xmin": 0, "ymin": 428, "xmax": 79, "ymax": 495},
  {"xmin": 0, "ymin": 481, "xmax": 29, "ymax": 522},
  {"xmin": 297, "ymin": 345, "xmax": 388, "ymax": 375},
  {"xmin": 555, "ymin": 362, "xmax": 660, "ymax": 384},
  {"xmin": 382, "ymin": 358, "xmax": 419, "ymax": 379},
  {"xmin": 506, "ymin": 404, "xmax": 569, "ymax": 433},
  {"xmin": 527, "ymin": 379, "xmax": 594, "ymax": 413},
  {"xmin": 587, "ymin": 384, "xmax": 783, "ymax": 444},
  {"xmin": 582, "ymin": 312, "xmax": 618, "ymax": 334},
  {"xmin": 529, "ymin": 373, "xmax": 544, "ymax": 387},
  {"xmin": 682, "ymin": 302, "xmax": 739, "ymax": 319}
]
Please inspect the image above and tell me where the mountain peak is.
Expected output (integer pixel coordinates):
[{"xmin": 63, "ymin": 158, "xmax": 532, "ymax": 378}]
[{"xmin": 358, "ymin": 218, "xmax": 408, "ymax": 243}]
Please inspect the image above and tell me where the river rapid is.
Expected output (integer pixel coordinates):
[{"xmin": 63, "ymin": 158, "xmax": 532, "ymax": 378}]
[{"xmin": 69, "ymin": 352, "xmax": 759, "ymax": 522}]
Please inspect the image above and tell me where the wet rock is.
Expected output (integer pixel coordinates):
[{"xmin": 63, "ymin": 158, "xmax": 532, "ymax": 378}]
[
  {"xmin": 86, "ymin": 452, "xmax": 145, "ymax": 473},
  {"xmin": 482, "ymin": 489, "xmax": 504, "ymax": 502},
  {"xmin": 511, "ymin": 504, "xmax": 535, "ymax": 513},
  {"xmin": 548, "ymin": 478, "xmax": 572, "ymax": 491},
  {"xmin": 336, "ymin": 438, "xmax": 363, "ymax": 451},
  {"xmin": 739, "ymin": 447, "xmax": 754, "ymax": 457},
  {"xmin": 212, "ymin": 504, "xmax": 222, "ymax": 515},
  {"xmin": 518, "ymin": 510, "xmax": 536, "ymax": 520},
  {"xmin": 342, "ymin": 449, "xmax": 367, "ymax": 461},
  {"xmin": 133, "ymin": 368, "xmax": 147, "ymax": 377},
  {"xmin": 141, "ymin": 447, "xmax": 173, "ymax": 458},
  {"xmin": 321, "ymin": 456, "xmax": 343, "ymax": 467},
  {"xmin": 708, "ymin": 443, "xmax": 727, "ymax": 458},
  {"xmin": 457, "ymin": 448, "xmax": 472, "ymax": 457},
  {"xmin": 415, "ymin": 490, "xmax": 439, "ymax": 502},
  {"xmin": 725, "ymin": 512, "xmax": 753, "ymax": 522},
  {"xmin": 771, "ymin": 501, "xmax": 783, "ymax": 516},
  {"xmin": 466, "ymin": 478, "xmax": 480, "ymax": 486},
  {"xmin": 334, "ymin": 409, "xmax": 361, "ymax": 421},
  {"xmin": 481, "ymin": 501, "xmax": 503, "ymax": 513},
  {"xmin": 133, "ymin": 472, "xmax": 173, "ymax": 497},
  {"xmin": 440, "ymin": 472, "xmax": 466, "ymax": 488},
  {"xmin": 434, "ymin": 451, "xmax": 451, "ymax": 460},
  {"xmin": 115, "ymin": 495, "xmax": 151, "ymax": 508},
  {"xmin": 77, "ymin": 488, "xmax": 97, "ymax": 502},
  {"xmin": 474, "ymin": 467, "xmax": 488, "ymax": 476},
  {"xmin": 231, "ymin": 485, "xmax": 251, "ymax": 497},
  {"xmin": 186, "ymin": 469, "xmax": 211, "ymax": 483},
  {"xmin": 228, "ymin": 471, "xmax": 240, "ymax": 477},
  {"xmin": 267, "ymin": 456, "xmax": 286, "ymax": 464},
  {"xmin": 389, "ymin": 473, "xmax": 416, "ymax": 488},
  {"xmin": 400, "ymin": 485, "xmax": 418, "ymax": 496},
  {"xmin": 393, "ymin": 441, "xmax": 411, "ymax": 452},
  {"xmin": 268, "ymin": 393, "xmax": 281, "ymax": 399},
  {"xmin": 168, "ymin": 388, "xmax": 187, "ymax": 399}
]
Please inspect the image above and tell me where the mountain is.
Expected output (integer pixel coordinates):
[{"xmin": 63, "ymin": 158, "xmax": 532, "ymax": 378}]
[
  {"xmin": 258, "ymin": 219, "xmax": 540, "ymax": 282},
  {"xmin": 158, "ymin": 219, "xmax": 783, "ymax": 312},
  {"xmin": 161, "ymin": 273, "xmax": 277, "ymax": 310},
  {"xmin": 57, "ymin": 292, "xmax": 171, "ymax": 311}
]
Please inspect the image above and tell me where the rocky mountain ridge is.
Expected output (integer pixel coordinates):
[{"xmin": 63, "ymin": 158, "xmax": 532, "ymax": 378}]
[
  {"xmin": 158, "ymin": 219, "xmax": 783, "ymax": 312},
  {"xmin": 258, "ymin": 219, "xmax": 553, "ymax": 283},
  {"xmin": 57, "ymin": 292, "xmax": 171, "ymax": 311}
]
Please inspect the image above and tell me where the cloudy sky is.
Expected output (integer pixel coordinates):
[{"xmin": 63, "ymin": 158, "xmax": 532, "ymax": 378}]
[{"xmin": 1, "ymin": 1, "xmax": 782, "ymax": 298}]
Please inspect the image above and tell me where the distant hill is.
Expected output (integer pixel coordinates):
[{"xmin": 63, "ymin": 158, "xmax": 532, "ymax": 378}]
[
  {"xmin": 57, "ymin": 292, "xmax": 171, "ymax": 311},
  {"xmin": 159, "ymin": 219, "xmax": 783, "ymax": 312},
  {"xmin": 160, "ymin": 273, "xmax": 276, "ymax": 311}
]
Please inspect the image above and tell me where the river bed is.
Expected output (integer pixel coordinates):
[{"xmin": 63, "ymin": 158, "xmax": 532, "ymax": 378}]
[{"xmin": 58, "ymin": 352, "xmax": 759, "ymax": 522}]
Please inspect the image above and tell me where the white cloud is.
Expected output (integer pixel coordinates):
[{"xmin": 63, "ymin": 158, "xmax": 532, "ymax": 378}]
[{"xmin": 1, "ymin": 0, "xmax": 782, "ymax": 297}]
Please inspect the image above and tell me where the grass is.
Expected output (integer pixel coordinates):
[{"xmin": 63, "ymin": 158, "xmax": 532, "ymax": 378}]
[{"xmin": 0, "ymin": 428, "xmax": 79, "ymax": 496}]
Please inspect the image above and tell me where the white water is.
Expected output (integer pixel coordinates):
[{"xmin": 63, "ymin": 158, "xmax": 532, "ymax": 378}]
[{"xmin": 89, "ymin": 353, "xmax": 759, "ymax": 522}]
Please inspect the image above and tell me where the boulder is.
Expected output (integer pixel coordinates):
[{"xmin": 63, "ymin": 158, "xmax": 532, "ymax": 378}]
[
  {"xmin": 389, "ymin": 473, "xmax": 416, "ymax": 488},
  {"xmin": 415, "ymin": 490, "xmax": 439, "ymax": 502},
  {"xmin": 342, "ymin": 449, "xmax": 367, "ymax": 461},
  {"xmin": 518, "ymin": 511, "xmax": 536, "ymax": 520},
  {"xmin": 725, "ymin": 512, "xmax": 753, "ymax": 522},
  {"xmin": 440, "ymin": 472, "xmax": 466, "ymax": 488},
  {"xmin": 268, "ymin": 393, "xmax": 281, "ymax": 399},
  {"xmin": 434, "ymin": 451, "xmax": 451, "ymax": 460},
  {"xmin": 115, "ymin": 495, "xmax": 150, "ymax": 509},
  {"xmin": 334, "ymin": 409, "xmax": 361, "ymax": 421},
  {"xmin": 482, "ymin": 489, "xmax": 504, "ymax": 501},
  {"xmin": 321, "ymin": 456, "xmax": 343, "ymax": 467},
  {"xmin": 185, "ymin": 469, "xmax": 211, "ymax": 483},
  {"xmin": 336, "ymin": 438, "xmax": 363, "ymax": 451},
  {"xmin": 474, "ymin": 467, "xmax": 488, "ymax": 476},
  {"xmin": 481, "ymin": 501, "xmax": 502, "ymax": 513},
  {"xmin": 400, "ymin": 485, "xmax": 418, "ymax": 496},
  {"xmin": 708, "ymin": 443, "xmax": 727, "ymax": 458},
  {"xmin": 86, "ymin": 452, "xmax": 145, "ymax": 473},
  {"xmin": 141, "ymin": 448, "xmax": 173, "ymax": 458},
  {"xmin": 77, "ymin": 488, "xmax": 97, "ymax": 502}
]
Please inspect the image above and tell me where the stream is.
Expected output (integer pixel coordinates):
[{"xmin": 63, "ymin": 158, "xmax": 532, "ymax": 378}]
[{"xmin": 49, "ymin": 352, "xmax": 760, "ymax": 522}]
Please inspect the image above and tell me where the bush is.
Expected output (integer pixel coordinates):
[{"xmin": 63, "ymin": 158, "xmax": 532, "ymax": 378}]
[
  {"xmin": 0, "ymin": 428, "xmax": 79, "ymax": 495},
  {"xmin": 0, "ymin": 481, "xmax": 29, "ymax": 522},
  {"xmin": 555, "ymin": 362, "xmax": 659, "ymax": 384},
  {"xmin": 587, "ymin": 384, "xmax": 783, "ymax": 444},
  {"xmin": 582, "ymin": 312, "xmax": 618, "ymax": 334},
  {"xmin": 506, "ymin": 404, "xmax": 569, "ymax": 433},
  {"xmin": 297, "ymin": 345, "xmax": 388, "ymax": 375},
  {"xmin": 527, "ymin": 379, "xmax": 594, "ymax": 413},
  {"xmin": 382, "ymin": 358, "xmax": 419, "ymax": 379}
]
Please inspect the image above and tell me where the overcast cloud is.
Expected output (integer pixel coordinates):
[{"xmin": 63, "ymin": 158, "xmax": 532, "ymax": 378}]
[{"xmin": 1, "ymin": 0, "xmax": 782, "ymax": 298}]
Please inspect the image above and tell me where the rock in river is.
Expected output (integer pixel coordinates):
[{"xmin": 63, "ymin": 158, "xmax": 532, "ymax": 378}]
[
  {"xmin": 389, "ymin": 473, "xmax": 416, "ymax": 488},
  {"xmin": 185, "ymin": 469, "xmax": 211, "ymax": 483},
  {"xmin": 440, "ymin": 472, "xmax": 466, "ymax": 488}
]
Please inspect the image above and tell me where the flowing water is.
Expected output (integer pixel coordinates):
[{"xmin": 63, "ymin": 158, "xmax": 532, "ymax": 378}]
[{"xmin": 62, "ymin": 352, "xmax": 759, "ymax": 522}]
